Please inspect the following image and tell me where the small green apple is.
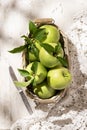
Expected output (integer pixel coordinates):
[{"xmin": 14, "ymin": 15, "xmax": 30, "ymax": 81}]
[
  {"xmin": 26, "ymin": 62, "xmax": 47, "ymax": 85},
  {"xmin": 47, "ymin": 67, "xmax": 72, "ymax": 90},
  {"xmin": 39, "ymin": 43, "xmax": 64, "ymax": 68},
  {"xmin": 40, "ymin": 25, "xmax": 60, "ymax": 43},
  {"xmin": 29, "ymin": 52, "xmax": 37, "ymax": 61},
  {"xmin": 32, "ymin": 81, "xmax": 56, "ymax": 99}
]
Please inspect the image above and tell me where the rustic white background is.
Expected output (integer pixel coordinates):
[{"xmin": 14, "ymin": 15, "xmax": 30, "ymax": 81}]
[{"xmin": 0, "ymin": 0, "xmax": 87, "ymax": 129}]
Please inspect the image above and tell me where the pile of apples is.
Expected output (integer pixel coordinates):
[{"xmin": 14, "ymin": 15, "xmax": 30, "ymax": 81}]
[{"xmin": 9, "ymin": 21, "xmax": 72, "ymax": 99}]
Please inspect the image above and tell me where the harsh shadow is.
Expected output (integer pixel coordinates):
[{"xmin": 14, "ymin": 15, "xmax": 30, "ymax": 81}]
[{"xmin": 36, "ymin": 38, "xmax": 87, "ymax": 126}]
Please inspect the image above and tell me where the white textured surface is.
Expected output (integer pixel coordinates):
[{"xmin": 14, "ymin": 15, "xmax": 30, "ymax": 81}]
[{"xmin": 0, "ymin": 0, "xmax": 87, "ymax": 130}]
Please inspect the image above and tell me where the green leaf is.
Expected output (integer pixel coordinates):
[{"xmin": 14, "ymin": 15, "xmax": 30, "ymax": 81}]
[
  {"xmin": 41, "ymin": 43, "xmax": 54, "ymax": 53},
  {"xmin": 29, "ymin": 21, "xmax": 37, "ymax": 34},
  {"xmin": 54, "ymin": 42, "xmax": 62, "ymax": 53},
  {"xmin": 8, "ymin": 44, "xmax": 27, "ymax": 53},
  {"xmin": 32, "ymin": 47, "xmax": 39, "ymax": 59},
  {"xmin": 31, "ymin": 61, "xmax": 38, "ymax": 74},
  {"xmin": 14, "ymin": 77, "xmax": 34, "ymax": 87},
  {"xmin": 21, "ymin": 35, "xmax": 31, "ymax": 44},
  {"xmin": 29, "ymin": 44, "xmax": 39, "ymax": 59},
  {"xmin": 57, "ymin": 56, "xmax": 68, "ymax": 67},
  {"xmin": 34, "ymin": 28, "xmax": 48, "ymax": 42},
  {"xmin": 18, "ymin": 69, "xmax": 30, "ymax": 77}
]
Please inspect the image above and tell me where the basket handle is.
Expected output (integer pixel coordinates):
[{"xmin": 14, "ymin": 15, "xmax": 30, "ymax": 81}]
[{"xmin": 34, "ymin": 18, "xmax": 54, "ymax": 25}]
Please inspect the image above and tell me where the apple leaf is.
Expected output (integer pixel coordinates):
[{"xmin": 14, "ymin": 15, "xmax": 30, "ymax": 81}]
[
  {"xmin": 8, "ymin": 44, "xmax": 27, "ymax": 53},
  {"xmin": 14, "ymin": 77, "xmax": 34, "ymax": 87},
  {"xmin": 31, "ymin": 61, "xmax": 38, "ymax": 74},
  {"xmin": 54, "ymin": 42, "xmax": 62, "ymax": 53},
  {"xmin": 41, "ymin": 44, "xmax": 54, "ymax": 53},
  {"xmin": 34, "ymin": 28, "xmax": 48, "ymax": 42},
  {"xmin": 57, "ymin": 56, "xmax": 68, "ymax": 67},
  {"xmin": 29, "ymin": 21, "xmax": 37, "ymax": 35},
  {"xmin": 29, "ymin": 21, "xmax": 48, "ymax": 42},
  {"xmin": 9, "ymin": 35, "xmax": 32, "ymax": 54},
  {"xmin": 21, "ymin": 35, "xmax": 32, "ymax": 44},
  {"xmin": 29, "ymin": 44, "xmax": 39, "ymax": 59},
  {"xmin": 32, "ymin": 47, "xmax": 39, "ymax": 59},
  {"xmin": 18, "ymin": 69, "xmax": 30, "ymax": 77}
]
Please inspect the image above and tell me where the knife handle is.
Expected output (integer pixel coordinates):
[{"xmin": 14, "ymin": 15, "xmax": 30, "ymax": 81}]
[{"xmin": 20, "ymin": 91, "xmax": 33, "ymax": 114}]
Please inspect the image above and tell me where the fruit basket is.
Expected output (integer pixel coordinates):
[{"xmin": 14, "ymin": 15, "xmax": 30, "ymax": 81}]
[{"xmin": 22, "ymin": 18, "xmax": 71, "ymax": 104}]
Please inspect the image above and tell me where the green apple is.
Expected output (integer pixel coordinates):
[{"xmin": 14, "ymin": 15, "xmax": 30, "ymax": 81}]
[
  {"xmin": 39, "ymin": 42, "xmax": 64, "ymax": 68},
  {"xmin": 26, "ymin": 62, "xmax": 47, "ymax": 85},
  {"xmin": 40, "ymin": 25, "xmax": 60, "ymax": 43},
  {"xmin": 47, "ymin": 67, "xmax": 72, "ymax": 90},
  {"xmin": 29, "ymin": 52, "xmax": 37, "ymax": 61},
  {"xmin": 32, "ymin": 81, "xmax": 56, "ymax": 99}
]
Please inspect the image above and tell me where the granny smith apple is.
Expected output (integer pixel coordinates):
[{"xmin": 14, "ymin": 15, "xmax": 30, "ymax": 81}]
[
  {"xmin": 29, "ymin": 52, "xmax": 37, "ymax": 61},
  {"xmin": 47, "ymin": 67, "xmax": 72, "ymax": 90},
  {"xmin": 26, "ymin": 62, "xmax": 47, "ymax": 85},
  {"xmin": 39, "ymin": 43, "xmax": 64, "ymax": 68},
  {"xmin": 40, "ymin": 25, "xmax": 60, "ymax": 43},
  {"xmin": 32, "ymin": 81, "xmax": 56, "ymax": 99}
]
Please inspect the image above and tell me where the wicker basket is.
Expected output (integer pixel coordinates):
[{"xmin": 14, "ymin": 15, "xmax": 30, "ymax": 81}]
[{"xmin": 22, "ymin": 18, "xmax": 70, "ymax": 104}]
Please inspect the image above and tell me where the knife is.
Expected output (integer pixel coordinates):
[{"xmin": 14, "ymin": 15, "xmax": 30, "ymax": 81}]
[{"xmin": 9, "ymin": 66, "xmax": 33, "ymax": 114}]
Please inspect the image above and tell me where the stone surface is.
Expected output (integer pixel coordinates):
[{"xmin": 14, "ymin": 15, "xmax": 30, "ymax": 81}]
[{"xmin": 0, "ymin": 0, "xmax": 87, "ymax": 130}]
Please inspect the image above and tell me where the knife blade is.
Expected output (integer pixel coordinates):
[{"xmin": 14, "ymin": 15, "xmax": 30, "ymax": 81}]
[{"xmin": 9, "ymin": 66, "xmax": 33, "ymax": 114}]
